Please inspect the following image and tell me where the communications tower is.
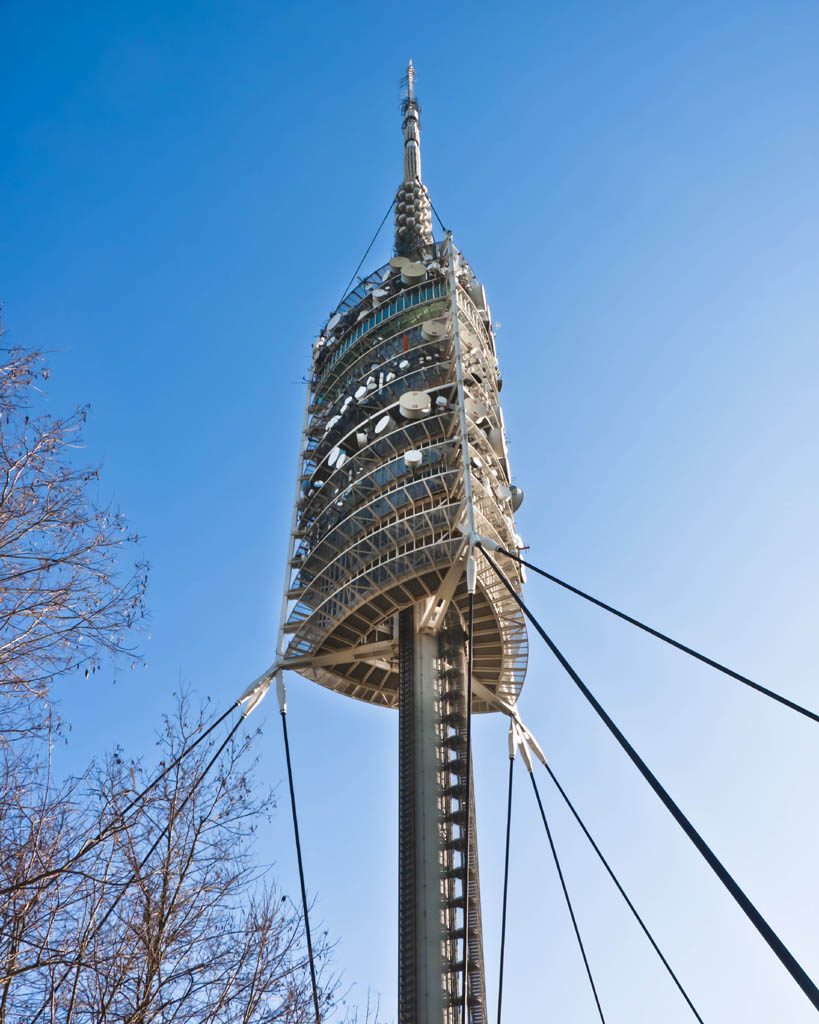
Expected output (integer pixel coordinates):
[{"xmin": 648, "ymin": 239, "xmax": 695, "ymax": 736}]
[{"xmin": 277, "ymin": 63, "xmax": 528, "ymax": 1024}]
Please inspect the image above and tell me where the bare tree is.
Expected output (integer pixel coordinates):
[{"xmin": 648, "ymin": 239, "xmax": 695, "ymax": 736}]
[
  {"xmin": 0, "ymin": 720, "xmax": 85, "ymax": 1019},
  {"xmin": 0, "ymin": 695, "xmax": 342, "ymax": 1024},
  {"xmin": 0, "ymin": 347, "xmax": 383, "ymax": 1023},
  {"xmin": 0, "ymin": 346, "xmax": 148, "ymax": 728}
]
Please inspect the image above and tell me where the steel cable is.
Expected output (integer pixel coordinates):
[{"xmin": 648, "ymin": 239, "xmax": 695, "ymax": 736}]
[
  {"xmin": 543, "ymin": 761, "xmax": 705, "ymax": 1022},
  {"xmin": 493, "ymin": 545, "xmax": 819, "ymax": 726},
  {"xmin": 30, "ymin": 712, "xmax": 247, "ymax": 1024},
  {"xmin": 496, "ymin": 754, "xmax": 514, "ymax": 1024},
  {"xmin": 0, "ymin": 699, "xmax": 241, "ymax": 898},
  {"xmin": 480, "ymin": 544, "xmax": 819, "ymax": 1014},
  {"xmin": 281, "ymin": 708, "xmax": 322, "ymax": 1022},
  {"xmin": 431, "ymin": 200, "xmax": 448, "ymax": 234},
  {"xmin": 336, "ymin": 200, "xmax": 396, "ymax": 310},
  {"xmin": 530, "ymin": 771, "xmax": 607, "ymax": 1023}
]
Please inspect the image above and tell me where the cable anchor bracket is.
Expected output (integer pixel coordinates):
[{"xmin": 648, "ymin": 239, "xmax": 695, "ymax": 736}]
[
  {"xmin": 471, "ymin": 677, "xmax": 546, "ymax": 770},
  {"xmin": 237, "ymin": 662, "xmax": 281, "ymax": 718}
]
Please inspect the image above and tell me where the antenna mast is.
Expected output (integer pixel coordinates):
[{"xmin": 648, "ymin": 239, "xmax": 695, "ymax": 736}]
[{"xmin": 395, "ymin": 61, "xmax": 433, "ymax": 258}]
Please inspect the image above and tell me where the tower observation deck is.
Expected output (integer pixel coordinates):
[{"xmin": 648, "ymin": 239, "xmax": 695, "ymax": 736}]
[{"xmin": 277, "ymin": 63, "xmax": 527, "ymax": 1024}]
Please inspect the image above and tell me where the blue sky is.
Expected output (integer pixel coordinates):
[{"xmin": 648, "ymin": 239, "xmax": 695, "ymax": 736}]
[{"xmin": 2, "ymin": 1, "xmax": 818, "ymax": 1020}]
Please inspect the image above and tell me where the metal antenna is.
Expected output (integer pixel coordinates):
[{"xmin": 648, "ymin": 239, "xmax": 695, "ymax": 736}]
[
  {"xmin": 401, "ymin": 58, "xmax": 422, "ymax": 183},
  {"xmin": 394, "ymin": 61, "xmax": 433, "ymax": 256}
]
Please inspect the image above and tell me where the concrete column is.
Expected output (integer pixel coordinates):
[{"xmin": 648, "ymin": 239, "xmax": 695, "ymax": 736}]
[{"xmin": 398, "ymin": 604, "xmax": 486, "ymax": 1024}]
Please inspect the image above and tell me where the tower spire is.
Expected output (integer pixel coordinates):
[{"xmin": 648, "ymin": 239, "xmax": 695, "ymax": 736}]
[
  {"xmin": 394, "ymin": 60, "xmax": 433, "ymax": 258},
  {"xmin": 402, "ymin": 59, "xmax": 422, "ymax": 182}
]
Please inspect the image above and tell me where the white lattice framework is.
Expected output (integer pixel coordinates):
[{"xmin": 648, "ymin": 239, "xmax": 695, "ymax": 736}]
[{"xmin": 277, "ymin": 238, "xmax": 528, "ymax": 712}]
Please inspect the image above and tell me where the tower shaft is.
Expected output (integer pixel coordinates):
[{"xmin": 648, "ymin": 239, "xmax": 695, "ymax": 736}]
[{"xmin": 398, "ymin": 606, "xmax": 487, "ymax": 1024}]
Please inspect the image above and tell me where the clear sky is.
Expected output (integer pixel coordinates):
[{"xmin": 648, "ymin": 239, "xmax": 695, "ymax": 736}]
[{"xmin": 2, "ymin": 2, "xmax": 818, "ymax": 1021}]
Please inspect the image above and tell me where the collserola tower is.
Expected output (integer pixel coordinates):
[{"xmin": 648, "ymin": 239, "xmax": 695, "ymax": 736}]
[{"xmin": 277, "ymin": 63, "xmax": 527, "ymax": 1024}]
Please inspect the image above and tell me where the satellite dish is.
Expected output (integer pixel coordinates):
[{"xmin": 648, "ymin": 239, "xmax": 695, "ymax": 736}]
[
  {"xmin": 404, "ymin": 450, "xmax": 423, "ymax": 468},
  {"xmin": 401, "ymin": 262, "xmax": 427, "ymax": 285},
  {"xmin": 487, "ymin": 427, "xmax": 505, "ymax": 455},
  {"xmin": 435, "ymin": 395, "xmax": 448, "ymax": 408},
  {"xmin": 464, "ymin": 397, "xmax": 489, "ymax": 421},
  {"xmin": 510, "ymin": 485, "xmax": 524, "ymax": 512},
  {"xmin": 324, "ymin": 414, "xmax": 341, "ymax": 435},
  {"xmin": 367, "ymin": 376, "xmax": 377, "ymax": 391},
  {"xmin": 398, "ymin": 359, "xmax": 410, "ymax": 370},
  {"xmin": 495, "ymin": 483, "xmax": 512, "ymax": 501},
  {"xmin": 461, "ymin": 327, "xmax": 479, "ymax": 350},
  {"xmin": 421, "ymin": 319, "xmax": 449, "ymax": 342},
  {"xmin": 399, "ymin": 391, "xmax": 432, "ymax": 420},
  {"xmin": 385, "ymin": 371, "xmax": 396, "ymax": 383},
  {"xmin": 375, "ymin": 414, "xmax": 394, "ymax": 435},
  {"xmin": 390, "ymin": 256, "xmax": 411, "ymax": 271},
  {"xmin": 355, "ymin": 431, "xmax": 369, "ymax": 447},
  {"xmin": 336, "ymin": 451, "xmax": 347, "ymax": 469},
  {"xmin": 328, "ymin": 446, "xmax": 341, "ymax": 468},
  {"xmin": 354, "ymin": 385, "xmax": 367, "ymax": 400},
  {"xmin": 328, "ymin": 312, "xmax": 341, "ymax": 331}
]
